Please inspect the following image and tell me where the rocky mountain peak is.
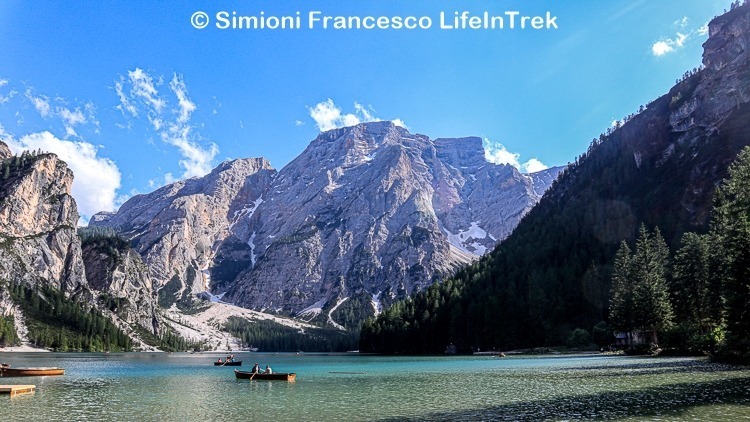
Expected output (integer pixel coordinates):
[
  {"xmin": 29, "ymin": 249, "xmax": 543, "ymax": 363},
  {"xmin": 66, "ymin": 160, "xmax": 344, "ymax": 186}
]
[{"xmin": 222, "ymin": 122, "xmax": 560, "ymax": 326}]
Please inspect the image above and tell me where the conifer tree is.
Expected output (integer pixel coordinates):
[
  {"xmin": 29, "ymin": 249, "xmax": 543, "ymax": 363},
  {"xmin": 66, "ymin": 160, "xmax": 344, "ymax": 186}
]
[
  {"xmin": 631, "ymin": 226, "xmax": 673, "ymax": 344},
  {"xmin": 672, "ymin": 232, "xmax": 718, "ymax": 331},
  {"xmin": 711, "ymin": 147, "xmax": 750, "ymax": 354},
  {"xmin": 609, "ymin": 241, "xmax": 633, "ymax": 343}
]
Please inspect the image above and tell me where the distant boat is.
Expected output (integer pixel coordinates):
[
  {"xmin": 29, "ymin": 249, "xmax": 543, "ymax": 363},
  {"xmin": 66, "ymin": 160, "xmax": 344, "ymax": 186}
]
[
  {"xmin": 248, "ymin": 346, "xmax": 259, "ymax": 352},
  {"xmin": 213, "ymin": 360, "xmax": 242, "ymax": 366},
  {"xmin": 0, "ymin": 366, "xmax": 65, "ymax": 377},
  {"xmin": 234, "ymin": 370, "xmax": 296, "ymax": 381}
]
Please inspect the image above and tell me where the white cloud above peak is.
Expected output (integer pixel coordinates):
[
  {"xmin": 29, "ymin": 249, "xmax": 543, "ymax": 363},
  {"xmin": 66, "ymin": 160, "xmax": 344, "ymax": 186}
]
[
  {"xmin": 308, "ymin": 99, "xmax": 407, "ymax": 132},
  {"xmin": 483, "ymin": 138, "xmax": 548, "ymax": 174}
]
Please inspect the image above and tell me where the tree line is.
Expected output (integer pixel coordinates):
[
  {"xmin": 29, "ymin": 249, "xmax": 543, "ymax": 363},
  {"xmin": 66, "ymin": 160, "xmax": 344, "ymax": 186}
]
[{"xmin": 224, "ymin": 317, "xmax": 357, "ymax": 352}]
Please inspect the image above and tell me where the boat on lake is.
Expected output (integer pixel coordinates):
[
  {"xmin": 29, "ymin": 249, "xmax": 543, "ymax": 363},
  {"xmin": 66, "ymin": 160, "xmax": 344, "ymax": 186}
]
[
  {"xmin": 0, "ymin": 365, "xmax": 65, "ymax": 377},
  {"xmin": 234, "ymin": 369, "xmax": 296, "ymax": 381},
  {"xmin": 214, "ymin": 360, "xmax": 242, "ymax": 366}
]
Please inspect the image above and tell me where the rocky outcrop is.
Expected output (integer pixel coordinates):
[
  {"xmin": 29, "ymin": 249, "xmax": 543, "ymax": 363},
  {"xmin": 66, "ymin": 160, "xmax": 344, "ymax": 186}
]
[
  {"xmin": 661, "ymin": 3, "xmax": 750, "ymax": 226},
  {"xmin": 0, "ymin": 151, "xmax": 86, "ymax": 294},
  {"xmin": 670, "ymin": 5, "xmax": 750, "ymax": 134},
  {"xmin": 91, "ymin": 158, "xmax": 276, "ymax": 303},
  {"xmin": 81, "ymin": 237, "xmax": 160, "ymax": 336}
]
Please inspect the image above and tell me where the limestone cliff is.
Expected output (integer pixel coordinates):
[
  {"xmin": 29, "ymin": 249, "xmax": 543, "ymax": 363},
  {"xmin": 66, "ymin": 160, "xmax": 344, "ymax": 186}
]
[
  {"xmin": 90, "ymin": 158, "xmax": 276, "ymax": 307},
  {"xmin": 0, "ymin": 151, "xmax": 86, "ymax": 294},
  {"xmin": 0, "ymin": 147, "xmax": 162, "ymax": 347},
  {"xmin": 81, "ymin": 235, "xmax": 161, "ymax": 336}
]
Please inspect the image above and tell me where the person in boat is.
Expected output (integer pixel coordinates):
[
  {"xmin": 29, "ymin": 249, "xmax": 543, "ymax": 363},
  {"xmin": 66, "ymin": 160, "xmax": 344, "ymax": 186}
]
[
  {"xmin": 264, "ymin": 365, "xmax": 273, "ymax": 374},
  {"xmin": 252, "ymin": 362, "xmax": 260, "ymax": 373},
  {"xmin": 218, "ymin": 358, "xmax": 223, "ymax": 364}
]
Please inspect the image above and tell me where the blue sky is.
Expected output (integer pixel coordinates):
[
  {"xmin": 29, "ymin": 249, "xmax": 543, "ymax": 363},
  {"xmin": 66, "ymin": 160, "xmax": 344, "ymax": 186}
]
[{"xmin": 0, "ymin": 0, "xmax": 732, "ymax": 222}]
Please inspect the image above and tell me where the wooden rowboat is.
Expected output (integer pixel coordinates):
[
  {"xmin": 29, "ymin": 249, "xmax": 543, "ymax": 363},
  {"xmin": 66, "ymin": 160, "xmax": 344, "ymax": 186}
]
[
  {"xmin": 0, "ymin": 366, "xmax": 65, "ymax": 377},
  {"xmin": 213, "ymin": 360, "xmax": 242, "ymax": 366},
  {"xmin": 234, "ymin": 369, "xmax": 296, "ymax": 381}
]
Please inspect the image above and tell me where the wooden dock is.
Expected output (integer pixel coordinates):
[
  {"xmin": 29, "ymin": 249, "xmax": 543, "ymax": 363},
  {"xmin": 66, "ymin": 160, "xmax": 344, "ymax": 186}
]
[{"xmin": 0, "ymin": 385, "xmax": 35, "ymax": 397}]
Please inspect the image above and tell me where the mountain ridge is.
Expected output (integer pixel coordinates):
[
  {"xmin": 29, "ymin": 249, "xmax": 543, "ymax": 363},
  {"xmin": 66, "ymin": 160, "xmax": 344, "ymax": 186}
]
[{"xmin": 93, "ymin": 121, "xmax": 561, "ymax": 328}]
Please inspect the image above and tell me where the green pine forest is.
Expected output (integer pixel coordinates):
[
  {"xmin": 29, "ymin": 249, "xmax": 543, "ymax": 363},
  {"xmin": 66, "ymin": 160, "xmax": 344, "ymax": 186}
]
[
  {"xmin": 224, "ymin": 316, "xmax": 358, "ymax": 352},
  {"xmin": 1, "ymin": 281, "xmax": 132, "ymax": 352}
]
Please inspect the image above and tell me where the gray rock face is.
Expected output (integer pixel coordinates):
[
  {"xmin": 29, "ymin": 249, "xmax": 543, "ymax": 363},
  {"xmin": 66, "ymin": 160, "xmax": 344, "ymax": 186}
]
[
  {"xmin": 0, "ymin": 150, "xmax": 86, "ymax": 294},
  {"xmin": 223, "ymin": 122, "xmax": 559, "ymax": 321},
  {"xmin": 81, "ymin": 239, "xmax": 161, "ymax": 335},
  {"xmin": 671, "ymin": 6, "xmax": 750, "ymax": 134},
  {"xmin": 91, "ymin": 158, "xmax": 276, "ymax": 300}
]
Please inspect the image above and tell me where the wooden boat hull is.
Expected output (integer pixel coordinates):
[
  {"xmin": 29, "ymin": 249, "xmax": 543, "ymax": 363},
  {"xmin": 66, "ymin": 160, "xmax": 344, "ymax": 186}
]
[
  {"xmin": 0, "ymin": 367, "xmax": 65, "ymax": 377},
  {"xmin": 234, "ymin": 370, "xmax": 296, "ymax": 381},
  {"xmin": 214, "ymin": 361, "xmax": 242, "ymax": 366}
]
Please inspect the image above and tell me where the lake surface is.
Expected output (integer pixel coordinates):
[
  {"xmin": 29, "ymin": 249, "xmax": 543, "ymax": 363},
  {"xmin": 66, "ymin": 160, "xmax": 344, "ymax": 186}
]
[{"xmin": 1, "ymin": 353, "xmax": 750, "ymax": 421}]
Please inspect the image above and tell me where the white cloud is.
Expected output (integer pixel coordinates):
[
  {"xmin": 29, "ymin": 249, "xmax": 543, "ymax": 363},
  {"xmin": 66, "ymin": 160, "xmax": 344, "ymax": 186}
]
[
  {"xmin": 651, "ymin": 41, "xmax": 674, "ymax": 56},
  {"xmin": 522, "ymin": 158, "xmax": 549, "ymax": 173},
  {"xmin": 354, "ymin": 102, "xmax": 375, "ymax": 122},
  {"xmin": 170, "ymin": 74, "xmax": 196, "ymax": 123},
  {"xmin": 295, "ymin": 120, "xmax": 305, "ymax": 126},
  {"xmin": 128, "ymin": 67, "xmax": 165, "ymax": 114},
  {"xmin": 115, "ymin": 68, "xmax": 218, "ymax": 181},
  {"xmin": 161, "ymin": 123, "xmax": 218, "ymax": 178},
  {"xmin": 114, "ymin": 80, "xmax": 137, "ymax": 117},
  {"xmin": 27, "ymin": 91, "xmax": 52, "ymax": 118},
  {"xmin": 698, "ymin": 24, "xmax": 709, "ymax": 36},
  {"xmin": 0, "ymin": 91, "xmax": 15, "ymax": 104},
  {"xmin": 308, "ymin": 99, "xmax": 407, "ymax": 132},
  {"xmin": 483, "ymin": 138, "xmax": 548, "ymax": 174},
  {"xmin": 483, "ymin": 139, "xmax": 521, "ymax": 168},
  {"xmin": 21, "ymin": 88, "xmax": 97, "ymax": 138},
  {"xmin": 4, "ymin": 131, "xmax": 121, "ymax": 222},
  {"xmin": 0, "ymin": 78, "xmax": 16, "ymax": 104},
  {"xmin": 57, "ymin": 107, "xmax": 86, "ymax": 137},
  {"xmin": 674, "ymin": 17, "xmax": 689, "ymax": 28},
  {"xmin": 309, "ymin": 99, "xmax": 350, "ymax": 131},
  {"xmin": 651, "ymin": 32, "xmax": 688, "ymax": 56},
  {"xmin": 391, "ymin": 119, "xmax": 408, "ymax": 129}
]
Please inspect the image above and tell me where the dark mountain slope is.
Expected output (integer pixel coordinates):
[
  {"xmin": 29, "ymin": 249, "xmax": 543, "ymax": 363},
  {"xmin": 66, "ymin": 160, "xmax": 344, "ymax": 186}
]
[{"xmin": 360, "ymin": 4, "xmax": 750, "ymax": 353}]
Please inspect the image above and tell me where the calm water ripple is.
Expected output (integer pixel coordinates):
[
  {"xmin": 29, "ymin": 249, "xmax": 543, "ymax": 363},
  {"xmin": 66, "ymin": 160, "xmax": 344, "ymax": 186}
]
[{"xmin": 1, "ymin": 353, "xmax": 749, "ymax": 421}]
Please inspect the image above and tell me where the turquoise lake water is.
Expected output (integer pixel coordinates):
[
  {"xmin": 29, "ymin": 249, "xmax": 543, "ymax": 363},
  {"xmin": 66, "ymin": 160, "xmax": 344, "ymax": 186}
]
[{"xmin": 1, "ymin": 353, "xmax": 750, "ymax": 421}]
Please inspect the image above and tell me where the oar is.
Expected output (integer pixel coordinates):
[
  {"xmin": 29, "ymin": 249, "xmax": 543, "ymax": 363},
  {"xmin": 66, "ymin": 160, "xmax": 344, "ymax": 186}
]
[{"xmin": 249, "ymin": 372, "xmax": 256, "ymax": 381}]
